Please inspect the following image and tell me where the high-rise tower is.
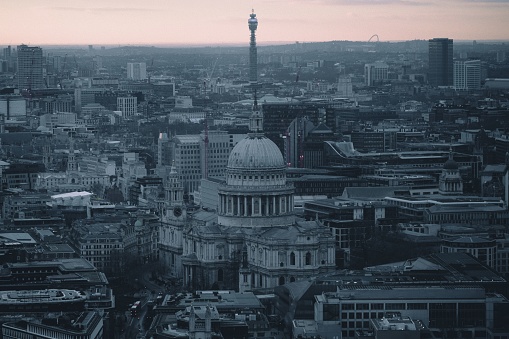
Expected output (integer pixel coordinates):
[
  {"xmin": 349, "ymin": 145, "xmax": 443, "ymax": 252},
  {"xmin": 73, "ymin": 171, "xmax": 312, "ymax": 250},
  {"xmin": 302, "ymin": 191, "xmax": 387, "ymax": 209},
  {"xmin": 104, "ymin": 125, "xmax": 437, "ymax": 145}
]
[
  {"xmin": 428, "ymin": 38, "xmax": 453, "ymax": 87},
  {"xmin": 17, "ymin": 45, "xmax": 44, "ymax": 91},
  {"xmin": 248, "ymin": 9, "xmax": 258, "ymax": 87}
]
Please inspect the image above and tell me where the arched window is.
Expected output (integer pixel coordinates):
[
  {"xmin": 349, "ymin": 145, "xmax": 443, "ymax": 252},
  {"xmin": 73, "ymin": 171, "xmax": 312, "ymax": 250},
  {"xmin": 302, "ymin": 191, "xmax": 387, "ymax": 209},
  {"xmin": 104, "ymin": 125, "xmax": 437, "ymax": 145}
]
[
  {"xmin": 305, "ymin": 252, "xmax": 311, "ymax": 265},
  {"xmin": 290, "ymin": 277, "xmax": 296, "ymax": 283},
  {"xmin": 279, "ymin": 276, "xmax": 285, "ymax": 285},
  {"xmin": 290, "ymin": 252, "xmax": 296, "ymax": 265},
  {"xmin": 218, "ymin": 269, "xmax": 224, "ymax": 282}
]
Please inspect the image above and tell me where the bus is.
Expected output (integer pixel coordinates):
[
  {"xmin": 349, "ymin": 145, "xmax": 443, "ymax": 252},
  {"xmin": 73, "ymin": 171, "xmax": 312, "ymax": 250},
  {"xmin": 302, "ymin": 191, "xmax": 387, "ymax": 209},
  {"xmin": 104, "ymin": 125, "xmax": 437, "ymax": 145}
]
[{"xmin": 130, "ymin": 300, "xmax": 141, "ymax": 318}]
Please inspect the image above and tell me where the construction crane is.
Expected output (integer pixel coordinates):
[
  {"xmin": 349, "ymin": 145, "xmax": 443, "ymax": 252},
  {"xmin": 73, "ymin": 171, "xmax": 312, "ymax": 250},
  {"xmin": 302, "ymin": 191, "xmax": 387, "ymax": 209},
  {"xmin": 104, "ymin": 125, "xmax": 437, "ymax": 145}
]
[
  {"xmin": 58, "ymin": 54, "xmax": 68, "ymax": 89},
  {"xmin": 204, "ymin": 117, "xmax": 209, "ymax": 179},
  {"xmin": 72, "ymin": 55, "xmax": 79, "ymax": 77},
  {"xmin": 203, "ymin": 57, "xmax": 219, "ymax": 97}
]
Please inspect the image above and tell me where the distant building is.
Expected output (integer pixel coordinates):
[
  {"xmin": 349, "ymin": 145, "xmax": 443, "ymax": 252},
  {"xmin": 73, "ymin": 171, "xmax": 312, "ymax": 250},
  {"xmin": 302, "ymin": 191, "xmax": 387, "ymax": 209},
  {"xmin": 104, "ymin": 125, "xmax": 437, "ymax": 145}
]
[
  {"xmin": 152, "ymin": 82, "xmax": 176, "ymax": 98},
  {"xmin": 454, "ymin": 59, "xmax": 481, "ymax": 90},
  {"xmin": 16, "ymin": 45, "xmax": 44, "ymax": 91},
  {"xmin": 127, "ymin": 62, "xmax": 147, "ymax": 80},
  {"xmin": 428, "ymin": 38, "xmax": 453, "ymax": 87},
  {"xmin": 364, "ymin": 62, "xmax": 389, "ymax": 86},
  {"xmin": 337, "ymin": 76, "xmax": 353, "ymax": 97},
  {"xmin": 173, "ymin": 135, "xmax": 201, "ymax": 193},
  {"xmin": 117, "ymin": 96, "xmax": 137, "ymax": 118},
  {"xmin": 0, "ymin": 95, "xmax": 26, "ymax": 119},
  {"xmin": 484, "ymin": 78, "xmax": 509, "ymax": 90}
]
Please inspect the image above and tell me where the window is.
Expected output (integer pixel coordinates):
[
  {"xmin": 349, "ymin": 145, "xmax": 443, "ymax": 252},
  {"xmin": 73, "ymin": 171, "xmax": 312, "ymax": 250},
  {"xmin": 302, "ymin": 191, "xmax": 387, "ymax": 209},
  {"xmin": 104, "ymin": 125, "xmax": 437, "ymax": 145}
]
[
  {"xmin": 305, "ymin": 252, "xmax": 311, "ymax": 265},
  {"xmin": 290, "ymin": 252, "xmax": 296, "ymax": 265}
]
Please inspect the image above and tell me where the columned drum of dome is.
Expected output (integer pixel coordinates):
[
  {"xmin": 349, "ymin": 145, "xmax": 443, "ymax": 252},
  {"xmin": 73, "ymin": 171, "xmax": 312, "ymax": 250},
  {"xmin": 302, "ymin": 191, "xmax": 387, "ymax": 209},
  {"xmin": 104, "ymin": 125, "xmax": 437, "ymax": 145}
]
[{"xmin": 218, "ymin": 134, "xmax": 295, "ymax": 228}]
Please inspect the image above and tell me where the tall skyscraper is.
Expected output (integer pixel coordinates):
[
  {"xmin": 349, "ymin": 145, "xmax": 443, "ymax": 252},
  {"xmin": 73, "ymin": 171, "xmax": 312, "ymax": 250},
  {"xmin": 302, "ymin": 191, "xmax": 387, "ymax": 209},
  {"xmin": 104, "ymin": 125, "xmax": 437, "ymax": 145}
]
[
  {"xmin": 127, "ymin": 62, "xmax": 147, "ymax": 80},
  {"xmin": 17, "ymin": 45, "xmax": 44, "ymax": 91},
  {"xmin": 454, "ymin": 59, "xmax": 481, "ymax": 90},
  {"xmin": 428, "ymin": 38, "xmax": 453, "ymax": 87},
  {"xmin": 248, "ymin": 9, "xmax": 258, "ymax": 87}
]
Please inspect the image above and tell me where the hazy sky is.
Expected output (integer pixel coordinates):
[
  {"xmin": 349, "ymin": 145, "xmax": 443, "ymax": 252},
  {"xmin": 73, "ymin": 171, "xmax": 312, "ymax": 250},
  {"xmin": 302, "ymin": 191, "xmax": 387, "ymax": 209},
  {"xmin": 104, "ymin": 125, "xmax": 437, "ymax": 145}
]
[{"xmin": 1, "ymin": 0, "xmax": 508, "ymax": 46}]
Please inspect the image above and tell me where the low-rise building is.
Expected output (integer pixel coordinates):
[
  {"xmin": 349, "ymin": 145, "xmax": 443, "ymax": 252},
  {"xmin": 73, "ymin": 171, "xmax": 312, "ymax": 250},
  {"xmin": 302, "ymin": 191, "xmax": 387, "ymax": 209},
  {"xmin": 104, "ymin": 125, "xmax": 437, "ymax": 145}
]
[{"xmin": 2, "ymin": 311, "xmax": 103, "ymax": 339}]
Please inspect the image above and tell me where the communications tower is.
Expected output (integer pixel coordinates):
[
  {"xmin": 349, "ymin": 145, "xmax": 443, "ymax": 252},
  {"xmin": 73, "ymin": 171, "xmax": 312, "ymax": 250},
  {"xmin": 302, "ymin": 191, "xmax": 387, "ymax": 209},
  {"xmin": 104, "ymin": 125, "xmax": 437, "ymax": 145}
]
[{"xmin": 248, "ymin": 9, "xmax": 258, "ymax": 87}]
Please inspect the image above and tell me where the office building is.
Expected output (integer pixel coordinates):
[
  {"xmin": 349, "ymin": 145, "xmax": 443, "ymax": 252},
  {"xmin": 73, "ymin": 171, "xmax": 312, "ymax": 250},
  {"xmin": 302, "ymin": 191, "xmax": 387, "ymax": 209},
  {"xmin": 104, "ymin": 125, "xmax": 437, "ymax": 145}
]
[
  {"xmin": 0, "ymin": 95, "xmax": 26, "ymax": 119},
  {"xmin": 275, "ymin": 252, "xmax": 509, "ymax": 339},
  {"xmin": 16, "ymin": 45, "xmax": 44, "ymax": 91},
  {"xmin": 428, "ymin": 38, "xmax": 453, "ymax": 87},
  {"xmin": 127, "ymin": 62, "xmax": 147, "ymax": 80},
  {"xmin": 454, "ymin": 59, "xmax": 481, "ymax": 90},
  {"xmin": 117, "ymin": 95, "xmax": 137, "ymax": 118},
  {"xmin": 364, "ymin": 62, "xmax": 389, "ymax": 86}
]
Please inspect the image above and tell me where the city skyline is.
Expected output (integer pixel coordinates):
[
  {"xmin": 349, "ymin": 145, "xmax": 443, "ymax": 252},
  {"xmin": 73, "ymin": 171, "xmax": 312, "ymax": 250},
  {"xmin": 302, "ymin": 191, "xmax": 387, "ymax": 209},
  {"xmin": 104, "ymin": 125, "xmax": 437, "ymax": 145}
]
[{"xmin": 1, "ymin": 0, "xmax": 508, "ymax": 46}]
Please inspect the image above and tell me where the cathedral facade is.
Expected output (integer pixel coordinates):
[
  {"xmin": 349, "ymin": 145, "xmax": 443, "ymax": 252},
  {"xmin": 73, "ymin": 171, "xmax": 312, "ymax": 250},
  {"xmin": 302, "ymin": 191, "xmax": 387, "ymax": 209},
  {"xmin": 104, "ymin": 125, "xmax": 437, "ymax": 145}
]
[{"xmin": 159, "ymin": 111, "xmax": 336, "ymax": 292}]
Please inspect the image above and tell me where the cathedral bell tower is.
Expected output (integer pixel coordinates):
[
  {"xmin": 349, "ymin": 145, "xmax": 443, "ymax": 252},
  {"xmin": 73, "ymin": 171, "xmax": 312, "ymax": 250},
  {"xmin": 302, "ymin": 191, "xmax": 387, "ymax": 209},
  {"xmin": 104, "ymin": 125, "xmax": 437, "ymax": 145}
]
[
  {"xmin": 239, "ymin": 244, "xmax": 252, "ymax": 292},
  {"xmin": 165, "ymin": 163, "xmax": 186, "ymax": 220}
]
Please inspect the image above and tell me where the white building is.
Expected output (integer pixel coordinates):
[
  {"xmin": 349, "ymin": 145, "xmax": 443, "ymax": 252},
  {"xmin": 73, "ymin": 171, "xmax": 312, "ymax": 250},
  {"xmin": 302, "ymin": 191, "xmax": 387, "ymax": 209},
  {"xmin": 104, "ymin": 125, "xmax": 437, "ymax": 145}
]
[
  {"xmin": 36, "ymin": 141, "xmax": 110, "ymax": 192},
  {"xmin": 39, "ymin": 112, "xmax": 77, "ymax": 129},
  {"xmin": 337, "ymin": 77, "xmax": 353, "ymax": 97},
  {"xmin": 173, "ymin": 135, "xmax": 202, "ymax": 193},
  {"xmin": 118, "ymin": 152, "xmax": 148, "ymax": 197},
  {"xmin": 364, "ymin": 61, "xmax": 389, "ymax": 86},
  {"xmin": 117, "ymin": 96, "xmax": 137, "ymax": 118},
  {"xmin": 51, "ymin": 191, "xmax": 93, "ymax": 207},
  {"xmin": 454, "ymin": 59, "xmax": 481, "ymax": 90},
  {"xmin": 0, "ymin": 95, "xmax": 26, "ymax": 119},
  {"xmin": 127, "ymin": 62, "xmax": 147, "ymax": 80},
  {"xmin": 199, "ymin": 130, "xmax": 247, "ymax": 180}
]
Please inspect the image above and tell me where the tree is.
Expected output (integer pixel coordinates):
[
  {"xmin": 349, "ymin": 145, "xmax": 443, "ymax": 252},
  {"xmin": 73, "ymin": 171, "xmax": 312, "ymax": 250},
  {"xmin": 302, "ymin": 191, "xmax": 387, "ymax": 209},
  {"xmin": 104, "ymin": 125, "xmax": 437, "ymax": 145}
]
[{"xmin": 105, "ymin": 186, "xmax": 125, "ymax": 204}]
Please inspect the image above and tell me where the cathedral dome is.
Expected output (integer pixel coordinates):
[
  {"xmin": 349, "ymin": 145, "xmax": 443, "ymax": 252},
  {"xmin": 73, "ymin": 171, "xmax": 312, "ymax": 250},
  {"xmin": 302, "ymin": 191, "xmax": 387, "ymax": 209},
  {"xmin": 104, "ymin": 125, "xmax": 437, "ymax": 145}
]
[
  {"xmin": 443, "ymin": 156, "xmax": 458, "ymax": 170},
  {"xmin": 227, "ymin": 135, "xmax": 285, "ymax": 171}
]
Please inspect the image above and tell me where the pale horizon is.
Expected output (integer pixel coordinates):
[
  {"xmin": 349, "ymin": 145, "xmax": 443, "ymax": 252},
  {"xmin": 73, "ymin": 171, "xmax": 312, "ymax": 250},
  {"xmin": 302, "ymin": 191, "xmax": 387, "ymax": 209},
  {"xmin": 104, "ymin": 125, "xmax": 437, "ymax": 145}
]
[{"xmin": 1, "ymin": 0, "xmax": 508, "ymax": 46}]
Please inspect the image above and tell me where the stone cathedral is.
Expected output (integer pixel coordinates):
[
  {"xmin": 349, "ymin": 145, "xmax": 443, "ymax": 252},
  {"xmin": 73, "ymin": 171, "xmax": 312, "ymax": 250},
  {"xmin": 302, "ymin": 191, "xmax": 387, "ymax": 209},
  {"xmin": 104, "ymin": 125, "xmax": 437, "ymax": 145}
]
[{"xmin": 157, "ymin": 10, "xmax": 336, "ymax": 291}]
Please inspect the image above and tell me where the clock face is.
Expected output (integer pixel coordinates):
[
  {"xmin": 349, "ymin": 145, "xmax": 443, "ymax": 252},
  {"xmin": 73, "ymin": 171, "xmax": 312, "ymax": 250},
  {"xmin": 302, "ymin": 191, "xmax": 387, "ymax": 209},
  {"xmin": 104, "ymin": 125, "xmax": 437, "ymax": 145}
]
[{"xmin": 173, "ymin": 206, "xmax": 182, "ymax": 217}]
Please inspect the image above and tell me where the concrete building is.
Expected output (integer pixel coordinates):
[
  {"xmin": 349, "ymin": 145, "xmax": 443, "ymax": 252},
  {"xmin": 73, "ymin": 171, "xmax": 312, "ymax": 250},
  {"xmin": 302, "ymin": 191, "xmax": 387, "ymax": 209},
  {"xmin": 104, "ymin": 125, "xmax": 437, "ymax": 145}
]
[
  {"xmin": 0, "ymin": 95, "xmax": 26, "ymax": 119},
  {"xmin": 127, "ymin": 62, "xmax": 147, "ymax": 80},
  {"xmin": 275, "ymin": 252, "xmax": 509, "ymax": 339},
  {"xmin": 39, "ymin": 112, "xmax": 77, "ymax": 129},
  {"xmin": 173, "ymin": 135, "xmax": 202, "ymax": 193},
  {"xmin": 454, "ymin": 59, "xmax": 481, "ymax": 90},
  {"xmin": 16, "ymin": 45, "xmax": 43, "ymax": 91},
  {"xmin": 364, "ymin": 62, "xmax": 389, "ymax": 86},
  {"xmin": 118, "ymin": 152, "xmax": 148, "ymax": 197},
  {"xmin": 199, "ymin": 130, "xmax": 247, "ymax": 180},
  {"xmin": 117, "ymin": 96, "xmax": 137, "ymax": 118}
]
